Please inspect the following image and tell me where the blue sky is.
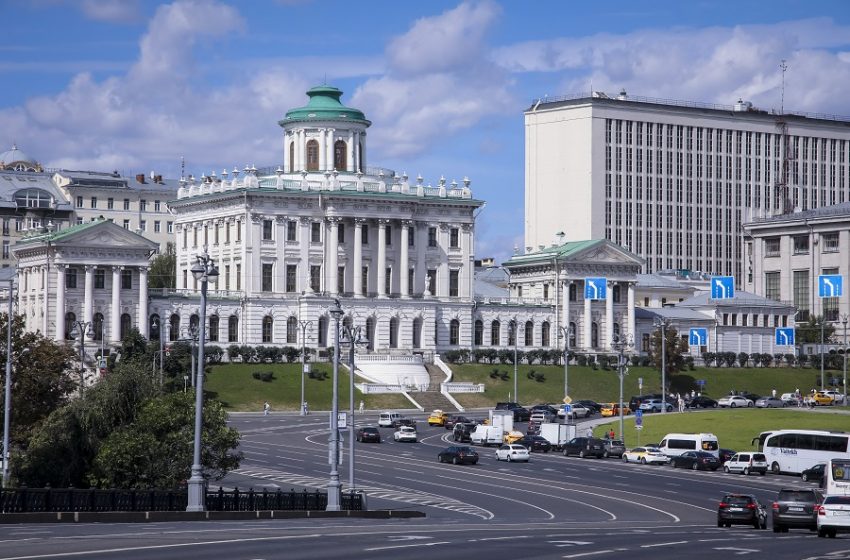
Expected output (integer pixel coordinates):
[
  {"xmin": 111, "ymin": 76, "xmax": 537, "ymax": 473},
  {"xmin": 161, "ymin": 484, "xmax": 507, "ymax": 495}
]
[{"xmin": 2, "ymin": 0, "xmax": 849, "ymax": 263}]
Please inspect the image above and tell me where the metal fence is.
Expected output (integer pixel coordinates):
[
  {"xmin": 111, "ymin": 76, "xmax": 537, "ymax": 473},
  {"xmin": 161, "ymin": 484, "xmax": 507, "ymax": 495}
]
[{"xmin": 0, "ymin": 487, "xmax": 363, "ymax": 513}]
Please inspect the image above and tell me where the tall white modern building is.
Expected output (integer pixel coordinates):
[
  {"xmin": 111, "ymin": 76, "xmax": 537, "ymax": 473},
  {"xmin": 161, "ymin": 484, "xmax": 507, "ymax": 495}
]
[{"xmin": 525, "ymin": 91, "xmax": 850, "ymax": 282}]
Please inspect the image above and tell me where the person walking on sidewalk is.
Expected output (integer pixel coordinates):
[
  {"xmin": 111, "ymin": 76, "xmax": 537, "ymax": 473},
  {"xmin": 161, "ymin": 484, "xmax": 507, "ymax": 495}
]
[{"xmin": 263, "ymin": 401, "xmax": 270, "ymax": 416}]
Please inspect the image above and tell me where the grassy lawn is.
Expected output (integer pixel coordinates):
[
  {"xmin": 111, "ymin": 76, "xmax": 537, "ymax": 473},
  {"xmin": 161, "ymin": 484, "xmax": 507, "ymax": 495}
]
[
  {"xmin": 586, "ymin": 409, "xmax": 850, "ymax": 450},
  {"xmin": 204, "ymin": 363, "xmax": 411, "ymax": 412}
]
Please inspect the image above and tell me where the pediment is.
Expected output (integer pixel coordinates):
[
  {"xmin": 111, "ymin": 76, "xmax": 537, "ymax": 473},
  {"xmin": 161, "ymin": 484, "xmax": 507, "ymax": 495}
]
[
  {"xmin": 568, "ymin": 241, "xmax": 643, "ymax": 267},
  {"xmin": 56, "ymin": 221, "xmax": 158, "ymax": 251}
]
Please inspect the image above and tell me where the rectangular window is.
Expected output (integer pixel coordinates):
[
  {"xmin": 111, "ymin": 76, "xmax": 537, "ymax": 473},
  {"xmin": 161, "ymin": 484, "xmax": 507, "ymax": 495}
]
[
  {"xmin": 183, "ymin": 269, "xmax": 187, "ymax": 289},
  {"xmin": 286, "ymin": 220, "xmax": 297, "ymax": 242},
  {"xmin": 765, "ymin": 272, "xmax": 780, "ymax": 301},
  {"xmin": 76, "ymin": 196, "xmax": 83, "ymax": 208},
  {"xmin": 427, "ymin": 268, "xmax": 437, "ymax": 294},
  {"xmin": 311, "ymin": 222, "xmax": 321, "ymax": 243},
  {"xmin": 94, "ymin": 269, "xmax": 105, "ymax": 289},
  {"xmin": 310, "ymin": 265, "xmax": 321, "ymax": 292},
  {"xmin": 121, "ymin": 269, "xmax": 132, "ymax": 290},
  {"xmin": 167, "ymin": 221, "xmax": 174, "ymax": 234},
  {"xmin": 362, "ymin": 224, "xmax": 369, "ymax": 245},
  {"xmin": 362, "ymin": 266, "xmax": 369, "ymax": 292},
  {"xmin": 450, "ymin": 228, "xmax": 459, "ymax": 249},
  {"xmin": 765, "ymin": 238, "xmax": 780, "ymax": 257},
  {"xmin": 449, "ymin": 270, "xmax": 459, "ymax": 296},
  {"xmin": 338, "ymin": 266, "xmax": 345, "ymax": 293},
  {"xmin": 224, "ymin": 264, "xmax": 231, "ymax": 291},
  {"xmin": 822, "ymin": 232, "xmax": 840, "ymax": 252},
  {"xmin": 154, "ymin": 221, "xmax": 161, "ymax": 233},
  {"xmin": 262, "ymin": 263, "xmax": 273, "ymax": 292},
  {"xmin": 154, "ymin": 200, "xmax": 161, "ymax": 212},
  {"xmin": 793, "ymin": 269, "xmax": 810, "ymax": 321},
  {"xmin": 823, "ymin": 267, "xmax": 840, "ymax": 321},
  {"xmin": 236, "ymin": 221, "xmax": 241, "ymax": 242},
  {"xmin": 236, "ymin": 263, "xmax": 241, "ymax": 290},
  {"xmin": 122, "ymin": 219, "xmax": 130, "ymax": 230},
  {"xmin": 123, "ymin": 199, "xmax": 130, "ymax": 210},
  {"xmin": 140, "ymin": 200, "xmax": 147, "ymax": 212},
  {"xmin": 139, "ymin": 220, "xmax": 146, "ymax": 231},
  {"xmin": 286, "ymin": 264, "xmax": 297, "ymax": 292},
  {"xmin": 262, "ymin": 219, "xmax": 273, "ymax": 241},
  {"xmin": 385, "ymin": 226, "xmax": 392, "ymax": 246},
  {"xmin": 793, "ymin": 235, "xmax": 809, "ymax": 254},
  {"xmin": 385, "ymin": 267, "xmax": 392, "ymax": 294},
  {"xmin": 338, "ymin": 223, "xmax": 345, "ymax": 244},
  {"xmin": 408, "ymin": 267, "xmax": 414, "ymax": 296},
  {"xmin": 1, "ymin": 240, "xmax": 8, "ymax": 259},
  {"xmin": 428, "ymin": 227, "xmax": 437, "ymax": 247},
  {"xmin": 107, "ymin": 198, "xmax": 114, "ymax": 210}
]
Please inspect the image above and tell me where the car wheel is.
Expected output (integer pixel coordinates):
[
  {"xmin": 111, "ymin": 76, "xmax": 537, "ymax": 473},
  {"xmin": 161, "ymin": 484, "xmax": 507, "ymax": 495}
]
[
  {"xmin": 579, "ymin": 450, "xmax": 586, "ymax": 458},
  {"xmin": 563, "ymin": 449, "xmax": 569, "ymax": 457},
  {"xmin": 717, "ymin": 519, "xmax": 723, "ymax": 528},
  {"xmin": 772, "ymin": 462, "xmax": 781, "ymax": 474},
  {"xmin": 731, "ymin": 402, "xmax": 737, "ymax": 408},
  {"xmin": 438, "ymin": 455, "xmax": 444, "ymax": 463},
  {"xmin": 357, "ymin": 437, "xmax": 362, "ymax": 443},
  {"xmin": 759, "ymin": 471, "xmax": 765, "ymax": 476},
  {"xmin": 507, "ymin": 455, "xmax": 512, "ymax": 462},
  {"xmin": 452, "ymin": 457, "xmax": 459, "ymax": 465},
  {"xmin": 692, "ymin": 462, "xmax": 699, "ymax": 470},
  {"xmin": 818, "ymin": 528, "xmax": 827, "ymax": 538},
  {"xmin": 829, "ymin": 529, "xmax": 837, "ymax": 538},
  {"xmin": 773, "ymin": 524, "xmax": 782, "ymax": 533},
  {"xmin": 743, "ymin": 467, "xmax": 750, "ymax": 476},
  {"xmin": 603, "ymin": 451, "xmax": 609, "ymax": 458},
  {"xmin": 712, "ymin": 403, "xmax": 718, "ymax": 408},
  {"xmin": 641, "ymin": 457, "xmax": 647, "ymax": 465},
  {"xmin": 724, "ymin": 465, "xmax": 730, "ymax": 473}
]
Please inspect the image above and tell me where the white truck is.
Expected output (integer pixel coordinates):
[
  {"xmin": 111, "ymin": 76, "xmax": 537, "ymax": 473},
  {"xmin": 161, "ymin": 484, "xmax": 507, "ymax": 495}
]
[
  {"xmin": 539, "ymin": 422, "xmax": 576, "ymax": 450},
  {"xmin": 489, "ymin": 410, "xmax": 514, "ymax": 435},
  {"xmin": 470, "ymin": 425, "xmax": 503, "ymax": 446}
]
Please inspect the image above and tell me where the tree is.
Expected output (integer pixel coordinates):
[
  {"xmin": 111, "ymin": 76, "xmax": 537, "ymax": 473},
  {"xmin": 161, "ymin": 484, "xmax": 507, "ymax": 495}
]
[
  {"xmin": 648, "ymin": 325, "xmax": 687, "ymax": 375},
  {"xmin": 148, "ymin": 242, "xmax": 176, "ymax": 290},
  {"xmin": 797, "ymin": 315, "xmax": 836, "ymax": 345}
]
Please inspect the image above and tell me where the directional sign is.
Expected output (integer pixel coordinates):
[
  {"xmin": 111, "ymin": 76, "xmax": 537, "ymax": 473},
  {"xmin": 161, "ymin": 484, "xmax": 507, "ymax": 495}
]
[
  {"xmin": 818, "ymin": 274, "xmax": 844, "ymax": 298},
  {"xmin": 563, "ymin": 404, "xmax": 572, "ymax": 415},
  {"xmin": 584, "ymin": 277, "xmax": 607, "ymax": 300},
  {"xmin": 635, "ymin": 409, "xmax": 643, "ymax": 427},
  {"xmin": 689, "ymin": 328, "xmax": 709, "ymax": 346},
  {"xmin": 775, "ymin": 327, "xmax": 796, "ymax": 347},
  {"xmin": 710, "ymin": 276, "xmax": 735, "ymax": 300}
]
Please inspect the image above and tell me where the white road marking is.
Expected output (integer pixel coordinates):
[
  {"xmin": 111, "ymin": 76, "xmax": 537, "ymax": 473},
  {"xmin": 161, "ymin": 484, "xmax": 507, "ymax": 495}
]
[
  {"xmin": 550, "ymin": 540, "xmax": 593, "ymax": 546},
  {"xmin": 562, "ymin": 549, "xmax": 619, "ymax": 558},
  {"xmin": 641, "ymin": 540, "xmax": 688, "ymax": 548},
  {"xmin": 364, "ymin": 541, "xmax": 451, "ymax": 552}
]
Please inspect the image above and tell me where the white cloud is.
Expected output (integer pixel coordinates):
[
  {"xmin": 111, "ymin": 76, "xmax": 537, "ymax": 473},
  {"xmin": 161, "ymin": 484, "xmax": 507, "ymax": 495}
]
[{"xmin": 79, "ymin": 0, "xmax": 142, "ymax": 23}]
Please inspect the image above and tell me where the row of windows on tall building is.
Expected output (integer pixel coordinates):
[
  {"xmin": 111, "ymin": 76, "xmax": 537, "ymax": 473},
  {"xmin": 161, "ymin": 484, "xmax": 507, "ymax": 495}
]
[
  {"xmin": 765, "ymin": 267, "xmax": 840, "ymax": 322},
  {"xmin": 75, "ymin": 197, "xmax": 167, "ymax": 212}
]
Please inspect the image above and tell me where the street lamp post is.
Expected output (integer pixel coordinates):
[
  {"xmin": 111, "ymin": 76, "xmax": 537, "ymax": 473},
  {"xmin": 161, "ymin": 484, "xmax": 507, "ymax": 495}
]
[
  {"xmin": 186, "ymin": 248, "xmax": 219, "ymax": 513},
  {"xmin": 510, "ymin": 319, "xmax": 518, "ymax": 403},
  {"xmin": 2, "ymin": 279, "xmax": 14, "ymax": 488},
  {"xmin": 653, "ymin": 317, "xmax": 669, "ymax": 414},
  {"xmin": 327, "ymin": 301, "xmax": 344, "ymax": 511},
  {"xmin": 185, "ymin": 325, "xmax": 199, "ymax": 388},
  {"xmin": 69, "ymin": 320, "xmax": 94, "ymax": 392},
  {"xmin": 820, "ymin": 316, "xmax": 826, "ymax": 390},
  {"xmin": 341, "ymin": 322, "xmax": 367, "ymax": 497},
  {"xmin": 612, "ymin": 333, "xmax": 634, "ymax": 442},
  {"xmin": 299, "ymin": 320, "xmax": 312, "ymax": 416},
  {"xmin": 843, "ymin": 315, "xmax": 848, "ymax": 407},
  {"xmin": 151, "ymin": 316, "xmax": 165, "ymax": 386},
  {"xmin": 557, "ymin": 325, "xmax": 573, "ymax": 400}
]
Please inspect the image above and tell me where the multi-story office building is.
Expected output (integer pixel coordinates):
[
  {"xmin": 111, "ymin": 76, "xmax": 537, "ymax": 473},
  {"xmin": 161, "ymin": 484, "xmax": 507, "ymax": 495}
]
[{"xmin": 525, "ymin": 91, "xmax": 850, "ymax": 281}]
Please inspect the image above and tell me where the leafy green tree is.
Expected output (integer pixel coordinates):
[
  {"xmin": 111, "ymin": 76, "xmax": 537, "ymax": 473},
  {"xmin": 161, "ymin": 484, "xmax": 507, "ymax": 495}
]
[
  {"xmin": 648, "ymin": 325, "xmax": 687, "ymax": 376},
  {"xmin": 148, "ymin": 242, "xmax": 176, "ymax": 290},
  {"xmin": 797, "ymin": 315, "xmax": 835, "ymax": 345}
]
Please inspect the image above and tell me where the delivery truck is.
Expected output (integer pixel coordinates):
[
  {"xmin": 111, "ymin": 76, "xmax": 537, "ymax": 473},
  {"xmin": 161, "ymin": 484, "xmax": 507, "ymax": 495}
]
[{"xmin": 539, "ymin": 422, "xmax": 576, "ymax": 450}]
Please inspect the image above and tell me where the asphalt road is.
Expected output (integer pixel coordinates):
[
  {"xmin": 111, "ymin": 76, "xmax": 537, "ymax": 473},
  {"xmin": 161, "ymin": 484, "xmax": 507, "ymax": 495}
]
[{"xmin": 3, "ymin": 410, "xmax": 850, "ymax": 559}]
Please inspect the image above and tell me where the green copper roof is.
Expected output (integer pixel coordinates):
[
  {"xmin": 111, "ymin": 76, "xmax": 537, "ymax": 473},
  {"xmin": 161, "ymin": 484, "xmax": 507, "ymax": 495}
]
[
  {"xmin": 18, "ymin": 217, "xmax": 108, "ymax": 244},
  {"xmin": 502, "ymin": 239, "xmax": 601, "ymax": 266},
  {"xmin": 280, "ymin": 85, "xmax": 371, "ymax": 126}
]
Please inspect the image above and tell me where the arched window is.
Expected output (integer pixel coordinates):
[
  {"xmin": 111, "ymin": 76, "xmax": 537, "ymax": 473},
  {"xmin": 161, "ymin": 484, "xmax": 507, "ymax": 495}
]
[
  {"xmin": 613, "ymin": 323, "xmax": 621, "ymax": 338},
  {"xmin": 170, "ymin": 314, "xmax": 180, "ymax": 341},
  {"xmin": 334, "ymin": 140, "xmax": 347, "ymax": 171},
  {"xmin": 490, "ymin": 320, "xmax": 500, "ymax": 346},
  {"xmin": 262, "ymin": 316, "xmax": 273, "ymax": 343},
  {"xmin": 569, "ymin": 322, "xmax": 577, "ymax": 347},
  {"xmin": 343, "ymin": 316, "xmax": 353, "ymax": 330},
  {"xmin": 450, "ymin": 319, "xmax": 460, "ymax": 345},
  {"xmin": 149, "ymin": 314, "xmax": 161, "ymax": 341},
  {"xmin": 209, "ymin": 315, "xmax": 220, "ymax": 342},
  {"xmin": 189, "ymin": 314, "xmax": 199, "ymax": 333},
  {"xmin": 306, "ymin": 139, "xmax": 319, "ymax": 171},
  {"xmin": 93, "ymin": 313, "xmax": 104, "ymax": 342},
  {"xmin": 318, "ymin": 315, "xmax": 328, "ymax": 347},
  {"xmin": 591, "ymin": 322, "xmax": 599, "ymax": 348},
  {"xmin": 541, "ymin": 321, "xmax": 550, "ymax": 347},
  {"xmin": 228, "ymin": 315, "xmax": 239, "ymax": 342},
  {"xmin": 365, "ymin": 317, "xmax": 375, "ymax": 350},
  {"xmin": 474, "ymin": 320, "xmax": 483, "ymax": 346},
  {"xmin": 413, "ymin": 317, "xmax": 422, "ymax": 348},
  {"xmin": 569, "ymin": 283, "xmax": 577, "ymax": 301},
  {"xmin": 64, "ymin": 312, "xmax": 76, "ymax": 340},
  {"xmin": 289, "ymin": 141, "xmax": 295, "ymax": 172},
  {"xmin": 287, "ymin": 316, "xmax": 298, "ymax": 343},
  {"xmin": 613, "ymin": 284, "xmax": 621, "ymax": 303},
  {"xmin": 508, "ymin": 322, "xmax": 517, "ymax": 346},
  {"xmin": 120, "ymin": 313, "xmax": 132, "ymax": 340},
  {"xmin": 524, "ymin": 320, "xmax": 533, "ymax": 346},
  {"xmin": 389, "ymin": 317, "xmax": 399, "ymax": 348}
]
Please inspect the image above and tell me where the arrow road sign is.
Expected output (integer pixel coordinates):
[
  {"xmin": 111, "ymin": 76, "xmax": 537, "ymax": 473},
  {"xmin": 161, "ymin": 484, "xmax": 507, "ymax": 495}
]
[
  {"xmin": 689, "ymin": 328, "xmax": 708, "ymax": 346},
  {"xmin": 775, "ymin": 327, "xmax": 795, "ymax": 347},
  {"xmin": 710, "ymin": 276, "xmax": 735, "ymax": 299},
  {"xmin": 584, "ymin": 277, "xmax": 607, "ymax": 300},
  {"xmin": 818, "ymin": 274, "xmax": 844, "ymax": 298}
]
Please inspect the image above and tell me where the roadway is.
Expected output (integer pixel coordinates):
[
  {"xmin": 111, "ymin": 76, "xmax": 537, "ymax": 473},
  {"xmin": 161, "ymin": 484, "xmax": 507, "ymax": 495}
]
[{"xmin": 1, "ymin": 411, "xmax": 849, "ymax": 559}]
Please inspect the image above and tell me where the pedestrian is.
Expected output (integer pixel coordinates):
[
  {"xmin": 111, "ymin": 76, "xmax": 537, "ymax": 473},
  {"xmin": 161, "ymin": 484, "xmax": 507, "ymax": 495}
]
[
  {"xmin": 586, "ymin": 427, "xmax": 593, "ymax": 438},
  {"xmin": 691, "ymin": 389, "xmax": 695, "ymax": 399},
  {"xmin": 609, "ymin": 428, "xmax": 615, "ymax": 440},
  {"xmin": 303, "ymin": 401, "xmax": 309, "ymax": 415},
  {"xmin": 359, "ymin": 400, "xmax": 365, "ymax": 414},
  {"xmin": 677, "ymin": 396, "xmax": 685, "ymax": 413},
  {"xmin": 263, "ymin": 401, "xmax": 270, "ymax": 416},
  {"xmin": 771, "ymin": 388, "xmax": 777, "ymax": 398}
]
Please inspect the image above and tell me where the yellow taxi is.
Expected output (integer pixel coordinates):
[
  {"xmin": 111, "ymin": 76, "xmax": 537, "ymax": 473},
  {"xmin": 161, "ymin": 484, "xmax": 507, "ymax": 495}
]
[
  {"xmin": 600, "ymin": 402, "xmax": 631, "ymax": 417},
  {"xmin": 427, "ymin": 409, "xmax": 449, "ymax": 426},
  {"xmin": 813, "ymin": 392, "xmax": 835, "ymax": 406},
  {"xmin": 504, "ymin": 430, "xmax": 524, "ymax": 444}
]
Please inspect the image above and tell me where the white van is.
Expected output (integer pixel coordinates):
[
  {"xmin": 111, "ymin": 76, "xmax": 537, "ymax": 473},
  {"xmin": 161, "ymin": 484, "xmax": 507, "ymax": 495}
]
[
  {"xmin": 378, "ymin": 412, "xmax": 402, "ymax": 427},
  {"xmin": 658, "ymin": 433, "xmax": 719, "ymax": 458},
  {"xmin": 470, "ymin": 425, "xmax": 503, "ymax": 446}
]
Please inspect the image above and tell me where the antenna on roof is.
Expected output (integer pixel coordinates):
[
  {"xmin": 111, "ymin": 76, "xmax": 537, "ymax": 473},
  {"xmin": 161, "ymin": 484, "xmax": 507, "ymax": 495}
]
[
  {"xmin": 180, "ymin": 155, "xmax": 185, "ymax": 181},
  {"xmin": 779, "ymin": 59, "xmax": 788, "ymax": 114}
]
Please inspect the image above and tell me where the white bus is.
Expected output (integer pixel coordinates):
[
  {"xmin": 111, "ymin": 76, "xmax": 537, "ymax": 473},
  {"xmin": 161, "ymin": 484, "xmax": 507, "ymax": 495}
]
[
  {"xmin": 761, "ymin": 430, "xmax": 850, "ymax": 474},
  {"xmin": 826, "ymin": 458, "xmax": 850, "ymax": 496},
  {"xmin": 658, "ymin": 433, "xmax": 719, "ymax": 458}
]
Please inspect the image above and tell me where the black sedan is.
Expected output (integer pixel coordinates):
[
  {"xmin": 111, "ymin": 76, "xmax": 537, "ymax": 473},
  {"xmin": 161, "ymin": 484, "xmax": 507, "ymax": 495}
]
[
  {"xmin": 574, "ymin": 399, "xmax": 601, "ymax": 414},
  {"xmin": 444, "ymin": 415, "xmax": 471, "ymax": 430},
  {"xmin": 801, "ymin": 463, "xmax": 826, "ymax": 483},
  {"xmin": 670, "ymin": 451, "xmax": 721, "ymax": 470},
  {"xmin": 437, "ymin": 446, "xmax": 479, "ymax": 465},
  {"xmin": 687, "ymin": 396, "xmax": 718, "ymax": 409},
  {"xmin": 356, "ymin": 427, "xmax": 381, "ymax": 443},
  {"xmin": 516, "ymin": 435, "xmax": 552, "ymax": 453},
  {"xmin": 718, "ymin": 493, "xmax": 767, "ymax": 529},
  {"xmin": 719, "ymin": 448, "xmax": 736, "ymax": 463}
]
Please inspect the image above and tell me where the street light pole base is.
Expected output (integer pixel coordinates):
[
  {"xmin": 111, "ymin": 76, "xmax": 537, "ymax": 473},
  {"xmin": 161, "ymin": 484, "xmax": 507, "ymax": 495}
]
[
  {"xmin": 326, "ymin": 480, "xmax": 341, "ymax": 511},
  {"xmin": 186, "ymin": 471, "xmax": 206, "ymax": 512}
]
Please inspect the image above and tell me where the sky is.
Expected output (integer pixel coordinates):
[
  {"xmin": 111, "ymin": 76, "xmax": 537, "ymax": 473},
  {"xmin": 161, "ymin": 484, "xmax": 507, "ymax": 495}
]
[{"xmin": 2, "ymin": 0, "xmax": 850, "ymax": 263}]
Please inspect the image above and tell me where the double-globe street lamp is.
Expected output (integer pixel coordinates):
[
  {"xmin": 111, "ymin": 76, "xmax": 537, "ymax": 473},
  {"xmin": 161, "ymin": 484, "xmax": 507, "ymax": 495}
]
[
  {"xmin": 652, "ymin": 317, "xmax": 672, "ymax": 414},
  {"xmin": 509, "ymin": 319, "xmax": 518, "ymax": 403},
  {"xmin": 186, "ymin": 249, "xmax": 219, "ymax": 513},
  {"xmin": 340, "ymin": 321, "xmax": 367, "ymax": 498},
  {"xmin": 611, "ymin": 333, "xmax": 634, "ymax": 441},
  {"xmin": 327, "ymin": 300, "xmax": 345, "ymax": 511},
  {"xmin": 299, "ymin": 320, "xmax": 312, "ymax": 416},
  {"xmin": 557, "ymin": 324, "xmax": 574, "ymax": 401},
  {"xmin": 68, "ymin": 320, "xmax": 95, "ymax": 392}
]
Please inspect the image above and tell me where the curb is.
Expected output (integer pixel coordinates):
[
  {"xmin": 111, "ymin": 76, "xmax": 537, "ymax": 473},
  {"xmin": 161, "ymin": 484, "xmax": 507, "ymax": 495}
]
[{"xmin": 0, "ymin": 510, "xmax": 426, "ymax": 524}]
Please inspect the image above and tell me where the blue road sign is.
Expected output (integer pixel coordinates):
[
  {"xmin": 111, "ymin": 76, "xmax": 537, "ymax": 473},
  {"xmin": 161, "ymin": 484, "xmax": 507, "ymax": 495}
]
[
  {"xmin": 697, "ymin": 379, "xmax": 706, "ymax": 386},
  {"xmin": 635, "ymin": 409, "xmax": 643, "ymax": 426},
  {"xmin": 818, "ymin": 274, "xmax": 844, "ymax": 298},
  {"xmin": 689, "ymin": 328, "xmax": 708, "ymax": 346},
  {"xmin": 775, "ymin": 327, "xmax": 796, "ymax": 347},
  {"xmin": 710, "ymin": 276, "xmax": 735, "ymax": 299},
  {"xmin": 563, "ymin": 404, "xmax": 572, "ymax": 414},
  {"xmin": 584, "ymin": 277, "xmax": 607, "ymax": 300}
]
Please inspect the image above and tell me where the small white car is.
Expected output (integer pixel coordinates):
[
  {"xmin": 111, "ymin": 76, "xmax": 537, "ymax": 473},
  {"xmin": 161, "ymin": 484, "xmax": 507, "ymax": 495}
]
[
  {"xmin": 723, "ymin": 452, "xmax": 768, "ymax": 475},
  {"xmin": 780, "ymin": 393, "xmax": 801, "ymax": 406},
  {"xmin": 822, "ymin": 390, "xmax": 845, "ymax": 404},
  {"xmin": 393, "ymin": 426, "xmax": 418, "ymax": 443},
  {"xmin": 622, "ymin": 446, "xmax": 669, "ymax": 465},
  {"xmin": 817, "ymin": 495, "xmax": 850, "ymax": 538},
  {"xmin": 495, "ymin": 444, "xmax": 530, "ymax": 462},
  {"xmin": 718, "ymin": 395, "xmax": 754, "ymax": 408},
  {"xmin": 557, "ymin": 404, "xmax": 589, "ymax": 419}
]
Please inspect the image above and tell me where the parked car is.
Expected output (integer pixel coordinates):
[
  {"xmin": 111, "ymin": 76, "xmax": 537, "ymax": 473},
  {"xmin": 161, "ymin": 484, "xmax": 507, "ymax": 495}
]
[
  {"xmin": 562, "ymin": 437, "xmax": 606, "ymax": 458},
  {"xmin": 495, "ymin": 402, "xmax": 531, "ymax": 421},
  {"xmin": 755, "ymin": 396, "xmax": 785, "ymax": 408},
  {"xmin": 671, "ymin": 451, "xmax": 721, "ymax": 470},
  {"xmin": 686, "ymin": 396, "xmax": 718, "ymax": 409},
  {"xmin": 602, "ymin": 439, "xmax": 626, "ymax": 458},
  {"xmin": 639, "ymin": 398, "xmax": 673, "ymax": 413},
  {"xmin": 817, "ymin": 495, "xmax": 850, "ymax": 538},
  {"xmin": 452, "ymin": 422, "xmax": 475, "ymax": 443},
  {"xmin": 515, "ymin": 435, "xmax": 552, "ymax": 453},
  {"xmin": 530, "ymin": 411, "xmax": 556, "ymax": 424},
  {"xmin": 525, "ymin": 422, "xmax": 541, "ymax": 436},
  {"xmin": 393, "ymin": 426, "xmax": 418, "ymax": 443},
  {"xmin": 772, "ymin": 488, "xmax": 823, "ymax": 533},
  {"xmin": 740, "ymin": 392, "xmax": 761, "ymax": 403},
  {"xmin": 530, "ymin": 404, "xmax": 559, "ymax": 416},
  {"xmin": 427, "ymin": 409, "xmax": 449, "ymax": 426},
  {"xmin": 437, "ymin": 445, "xmax": 479, "ymax": 465},
  {"xmin": 718, "ymin": 395, "xmax": 754, "ymax": 408},
  {"xmin": 356, "ymin": 426, "xmax": 381, "ymax": 443},
  {"xmin": 718, "ymin": 493, "xmax": 767, "ymax": 529},
  {"xmin": 780, "ymin": 392, "xmax": 801, "ymax": 406},
  {"xmin": 444, "ymin": 415, "xmax": 470, "ymax": 430},
  {"xmin": 504, "ymin": 430, "xmax": 524, "ymax": 444},
  {"xmin": 719, "ymin": 448, "xmax": 736, "ymax": 464},
  {"xmin": 600, "ymin": 403, "xmax": 631, "ymax": 417},
  {"xmin": 811, "ymin": 392, "xmax": 836, "ymax": 406},
  {"xmin": 822, "ymin": 390, "xmax": 845, "ymax": 404},
  {"xmin": 622, "ymin": 446, "xmax": 668, "ymax": 465},
  {"xmin": 801, "ymin": 463, "xmax": 826, "ymax": 483},
  {"xmin": 495, "ymin": 444, "xmax": 530, "ymax": 462},
  {"xmin": 392, "ymin": 418, "xmax": 417, "ymax": 430},
  {"xmin": 378, "ymin": 411, "xmax": 403, "ymax": 427},
  {"xmin": 574, "ymin": 399, "xmax": 602, "ymax": 414},
  {"xmin": 723, "ymin": 452, "xmax": 768, "ymax": 476},
  {"xmin": 557, "ymin": 403, "xmax": 590, "ymax": 419}
]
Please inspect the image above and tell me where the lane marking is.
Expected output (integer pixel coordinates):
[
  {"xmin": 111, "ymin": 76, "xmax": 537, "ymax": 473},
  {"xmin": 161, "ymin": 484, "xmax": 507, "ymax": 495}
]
[
  {"xmin": 563, "ymin": 549, "xmax": 620, "ymax": 558},
  {"xmin": 641, "ymin": 540, "xmax": 688, "ymax": 548},
  {"xmin": 364, "ymin": 541, "xmax": 451, "ymax": 552}
]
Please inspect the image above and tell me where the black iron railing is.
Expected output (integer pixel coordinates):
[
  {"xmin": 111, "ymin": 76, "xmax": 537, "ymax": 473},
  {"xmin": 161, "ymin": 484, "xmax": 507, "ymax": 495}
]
[{"xmin": 0, "ymin": 487, "xmax": 363, "ymax": 513}]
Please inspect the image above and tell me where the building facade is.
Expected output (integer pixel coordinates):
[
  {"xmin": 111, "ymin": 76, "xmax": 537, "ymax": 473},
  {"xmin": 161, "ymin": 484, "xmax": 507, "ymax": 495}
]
[{"xmin": 525, "ymin": 91, "xmax": 850, "ymax": 280}]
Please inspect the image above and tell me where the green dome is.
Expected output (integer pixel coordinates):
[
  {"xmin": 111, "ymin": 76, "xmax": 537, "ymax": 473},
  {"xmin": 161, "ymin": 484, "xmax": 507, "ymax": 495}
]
[{"xmin": 280, "ymin": 85, "xmax": 370, "ymax": 126}]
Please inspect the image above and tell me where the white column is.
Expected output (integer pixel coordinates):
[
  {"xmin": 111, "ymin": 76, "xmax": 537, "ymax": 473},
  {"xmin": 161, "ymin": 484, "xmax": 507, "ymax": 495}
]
[
  {"xmin": 318, "ymin": 129, "xmax": 327, "ymax": 171},
  {"xmin": 438, "ymin": 225, "xmax": 449, "ymax": 297},
  {"xmin": 55, "ymin": 266, "xmax": 66, "ymax": 342},
  {"xmin": 138, "ymin": 266, "xmax": 149, "ymax": 338},
  {"xmin": 298, "ymin": 129, "xmax": 306, "ymax": 171},
  {"xmin": 377, "ymin": 219, "xmax": 388, "ymax": 297},
  {"xmin": 298, "ymin": 217, "xmax": 310, "ymax": 292},
  {"xmin": 111, "ymin": 266, "xmax": 121, "ymax": 343},
  {"xmin": 563, "ymin": 280, "xmax": 571, "ymax": 330},
  {"xmin": 606, "ymin": 281, "xmax": 614, "ymax": 349},
  {"xmin": 347, "ymin": 131, "xmax": 355, "ymax": 172},
  {"xmin": 583, "ymin": 288, "xmax": 591, "ymax": 350},
  {"xmin": 400, "ymin": 221, "xmax": 410, "ymax": 298},
  {"xmin": 84, "ymin": 265, "xmax": 95, "ymax": 325},
  {"xmin": 328, "ymin": 218, "xmax": 339, "ymax": 295},
  {"xmin": 41, "ymin": 267, "xmax": 49, "ymax": 335},
  {"xmin": 460, "ymin": 224, "xmax": 472, "ymax": 298},
  {"xmin": 360, "ymin": 132, "xmax": 367, "ymax": 170},
  {"xmin": 353, "ymin": 219, "xmax": 364, "ymax": 297},
  {"xmin": 353, "ymin": 131, "xmax": 361, "ymax": 172},
  {"xmin": 326, "ymin": 129, "xmax": 335, "ymax": 171},
  {"xmin": 627, "ymin": 282, "xmax": 636, "ymax": 340},
  {"xmin": 417, "ymin": 222, "xmax": 426, "ymax": 295}
]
